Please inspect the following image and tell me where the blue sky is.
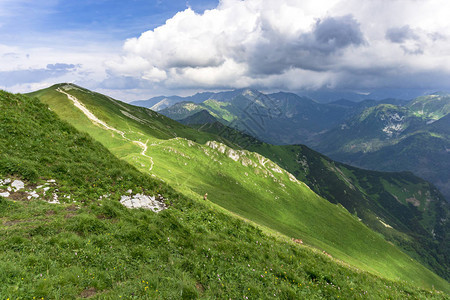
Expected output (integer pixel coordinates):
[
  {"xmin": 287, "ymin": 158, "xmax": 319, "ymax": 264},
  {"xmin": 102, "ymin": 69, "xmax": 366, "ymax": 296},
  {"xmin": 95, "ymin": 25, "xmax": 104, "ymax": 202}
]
[
  {"xmin": 0, "ymin": 0, "xmax": 218, "ymax": 43},
  {"xmin": 1, "ymin": 0, "xmax": 450, "ymax": 101}
]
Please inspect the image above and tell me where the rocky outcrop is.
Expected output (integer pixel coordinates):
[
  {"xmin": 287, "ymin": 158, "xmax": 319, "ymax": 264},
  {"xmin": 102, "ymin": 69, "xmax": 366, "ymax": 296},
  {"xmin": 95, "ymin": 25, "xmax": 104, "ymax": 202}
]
[{"xmin": 119, "ymin": 193, "xmax": 167, "ymax": 212}]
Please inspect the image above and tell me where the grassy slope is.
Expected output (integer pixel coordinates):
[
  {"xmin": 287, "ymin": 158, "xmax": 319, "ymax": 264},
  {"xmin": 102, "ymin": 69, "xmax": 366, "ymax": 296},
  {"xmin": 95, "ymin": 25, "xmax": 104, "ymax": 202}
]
[
  {"xmin": 190, "ymin": 122, "xmax": 450, "ymax": 280},
  {"xmin": 29, "ymin": 84, "xmax": 449, "ymax": 291},
  {"xmin": 6, "ymin": 91, "xmax": 446, "ymax": 299},
  {"xmin": 409, "ymin": 93, "xmax": 450, "ymax": 120}
]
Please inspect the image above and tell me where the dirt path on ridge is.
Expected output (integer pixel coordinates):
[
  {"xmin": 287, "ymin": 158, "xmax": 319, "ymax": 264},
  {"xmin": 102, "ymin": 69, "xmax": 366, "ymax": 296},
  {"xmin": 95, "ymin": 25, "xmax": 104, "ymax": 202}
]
[{"xmin": 56, "ymin": 87, "xmax": 154, "ymax": 171}]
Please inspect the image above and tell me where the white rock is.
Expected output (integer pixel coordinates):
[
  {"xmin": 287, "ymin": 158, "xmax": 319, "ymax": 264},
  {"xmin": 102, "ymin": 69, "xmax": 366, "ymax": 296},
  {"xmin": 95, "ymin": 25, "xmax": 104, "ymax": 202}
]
[
  {"xmin": 27, "ymin": 191, "xmax": 39, "ymax": 198},
  {"xmin": 0, "ymin": 191, "xmax": 10, "ymax": 197},
  {"xmin": 3, "ymin": 178, "xmax": 11, "ymax": 184},
  {"xmin": 120, "ymin": 194, "xmax": 166, "ymax": 212},
  {"xmin": 47, "ymin": 179, "xmax": 56, "ymax": 183},
  {"xmin": 227, "ymin": 149, "xmax": 239, "ymax": 161},
  {"xmin": 48, "ymin": 193, "xmax": 60, "ymax": 204},
  {"xmin": 11, "ymin": 180, "xmax": 25, "ymax": 191}
]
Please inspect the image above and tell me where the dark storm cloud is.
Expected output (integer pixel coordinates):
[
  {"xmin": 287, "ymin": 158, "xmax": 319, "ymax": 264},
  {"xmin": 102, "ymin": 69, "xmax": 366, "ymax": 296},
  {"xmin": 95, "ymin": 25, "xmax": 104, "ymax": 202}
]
[
  {"xmin": 108, "ymin": 0, "xmax": 450, "ymax": 98},
  {"xmin": 0, "ymin": 63, "xmax": 79, "ymax": 86},
  {"xmin": 385, "ymin": 25, "xmax": 418, "ymax": 43},
  {"xmin": 247, "ymin": 15, "xmax": 365, "ymax": 75},
  {"xmin": 385, "ymin": 26, "xmax": 426, "ymax": 55},
  {"xmin": 313, "ymin": 15, "xmax": 365, "ymax": 52},
  {"xmin": 400, "ymin": 45, "xmax": 424, "ymax": 55}
]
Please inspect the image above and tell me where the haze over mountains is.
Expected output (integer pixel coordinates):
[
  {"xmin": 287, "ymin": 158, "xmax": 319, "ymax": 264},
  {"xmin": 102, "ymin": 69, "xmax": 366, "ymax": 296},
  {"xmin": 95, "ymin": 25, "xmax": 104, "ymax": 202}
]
[{"xmin": 134, "ymin": 89, "xmax": 450, "ymax": 202}]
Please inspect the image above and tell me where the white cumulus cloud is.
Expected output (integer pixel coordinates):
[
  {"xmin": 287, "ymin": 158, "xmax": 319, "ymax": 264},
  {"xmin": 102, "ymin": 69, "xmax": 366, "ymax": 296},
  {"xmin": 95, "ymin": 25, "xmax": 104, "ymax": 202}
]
[{"xmin": 106, "ymin": 0, "xmax": 450, "ymax": 94}]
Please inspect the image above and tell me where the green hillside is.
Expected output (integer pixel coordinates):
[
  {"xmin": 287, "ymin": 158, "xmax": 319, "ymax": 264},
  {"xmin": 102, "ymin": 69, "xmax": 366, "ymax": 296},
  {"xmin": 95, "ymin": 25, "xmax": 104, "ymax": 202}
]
[
  {"xmin": 409, "ymin": 93, "xmax": 450, "ymax": 120},
  {"xmin": 7, "ymin": 91, "xmax": 449, "ymax": 298},
  {"xmin": 188, "ymin": 121, "xmax": 450, "ymax": 280},
  {"xmin": 29, "ymin": 84, "xmax": 449, "ymax": 291}
]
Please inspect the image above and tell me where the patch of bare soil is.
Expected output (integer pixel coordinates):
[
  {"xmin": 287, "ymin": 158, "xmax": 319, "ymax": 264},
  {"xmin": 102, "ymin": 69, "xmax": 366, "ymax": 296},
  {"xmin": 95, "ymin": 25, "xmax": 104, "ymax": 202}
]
[
  {"xmin": 196, "ymin": 282, "xmax": 205, "ymax": 294},
  {"xmin": 65, "ymin": 213, "xmax": 76, "ymax": 219},
  {"xmin": 3, "ymin": 219, "xmax": 27, "ymax": 226},
  {"xmin": 66, "ymin": 205, "xmax": 78, "ymax": 211},
  {"xmin": 46, "ymin": 210, "xmax": 56, "ymax": 216},
  {"xmin": 80, "ymin": 287, "xmax": 97, "ymax": 298},
  {"xmin": 9, "ymin": 191, "xmax": 29, "ymax": 201}
]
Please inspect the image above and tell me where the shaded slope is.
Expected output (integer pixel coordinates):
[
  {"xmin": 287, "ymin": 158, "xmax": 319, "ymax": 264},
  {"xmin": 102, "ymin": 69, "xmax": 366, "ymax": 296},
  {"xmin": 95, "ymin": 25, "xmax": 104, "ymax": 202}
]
[
  {"xmin": 179, "ymin": 110, "xmax": 218, "ymax": 125},
  {"xmin": 314, "ymin": 101, "xmax": 450, "ymax": 201},
  {"xmin": 29, "ymin": 84, "xmax": 450, "ymax": 289}
]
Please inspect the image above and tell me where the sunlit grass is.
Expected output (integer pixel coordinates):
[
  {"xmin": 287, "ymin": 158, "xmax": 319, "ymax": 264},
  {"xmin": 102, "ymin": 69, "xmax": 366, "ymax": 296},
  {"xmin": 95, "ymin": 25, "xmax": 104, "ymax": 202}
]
[{"xmin": 26, "ymin": 85, "xmax": 450, "ymax": 293}]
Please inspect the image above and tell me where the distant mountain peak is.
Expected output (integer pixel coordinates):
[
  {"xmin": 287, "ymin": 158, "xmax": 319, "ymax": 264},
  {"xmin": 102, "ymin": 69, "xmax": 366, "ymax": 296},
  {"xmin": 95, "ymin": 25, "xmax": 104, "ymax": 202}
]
[
  {"xmin": 179, "ymin": 109, "xmax": 218, "ymax": 125},
  {"xmin": 427, "ymin": 91, "xmax": 449, "ymax": 96}
]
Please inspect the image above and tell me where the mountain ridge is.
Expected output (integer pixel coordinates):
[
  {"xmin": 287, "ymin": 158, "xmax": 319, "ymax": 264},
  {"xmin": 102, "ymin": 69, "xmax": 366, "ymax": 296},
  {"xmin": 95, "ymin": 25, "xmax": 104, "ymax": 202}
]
[
  {"xmin": 147, "ymin": 89, "xmax": 449, "ymax": 202},
  {"xmin": 28, "ymin": 83, "xmax": 450, "ymax": 288},
  {"xmin": 8, "ymin": 89, "xmax": 444, "ymax": 298}
]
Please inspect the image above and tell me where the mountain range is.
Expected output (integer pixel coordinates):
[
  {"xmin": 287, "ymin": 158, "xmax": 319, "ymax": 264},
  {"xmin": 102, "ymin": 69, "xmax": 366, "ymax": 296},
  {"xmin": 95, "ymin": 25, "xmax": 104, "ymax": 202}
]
[
  {"xmin": 0, "ymin": 84, "xmax": 448, "ymax": 297},
  {"xmin": 25, "ymin": 83, "xmax": 449, "ymax": 287},
  {"xmin": 142, "ymin": 89, "xmax": 449, "ymax": 202}
]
